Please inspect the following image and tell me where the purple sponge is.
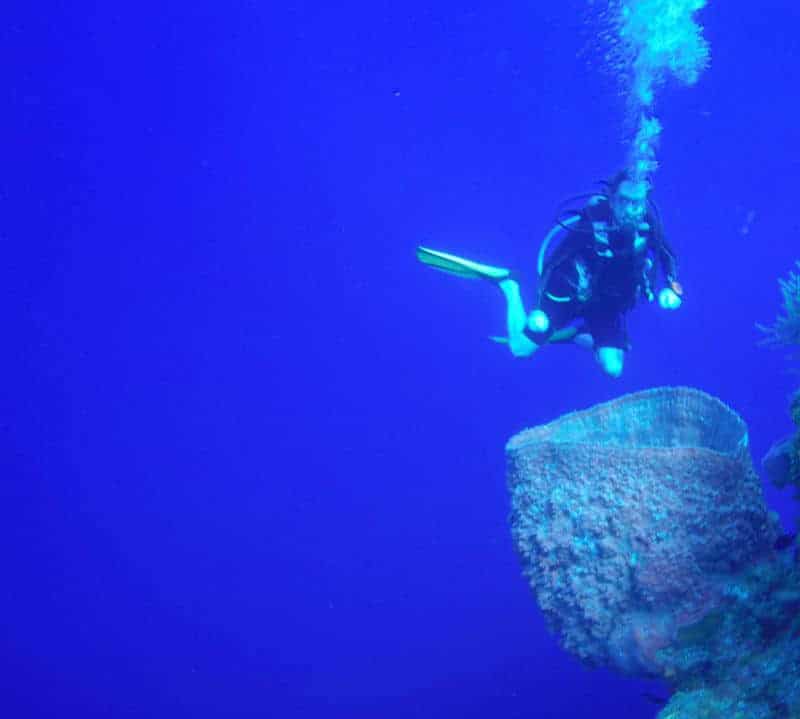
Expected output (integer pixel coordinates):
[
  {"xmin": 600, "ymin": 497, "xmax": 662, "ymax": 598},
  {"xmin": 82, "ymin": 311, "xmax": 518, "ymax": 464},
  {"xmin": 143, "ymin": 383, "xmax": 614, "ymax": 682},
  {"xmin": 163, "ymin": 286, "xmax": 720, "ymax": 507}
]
[{"xmin": 506, "ymin": 387, "xmax": 780, "ymax": 676}]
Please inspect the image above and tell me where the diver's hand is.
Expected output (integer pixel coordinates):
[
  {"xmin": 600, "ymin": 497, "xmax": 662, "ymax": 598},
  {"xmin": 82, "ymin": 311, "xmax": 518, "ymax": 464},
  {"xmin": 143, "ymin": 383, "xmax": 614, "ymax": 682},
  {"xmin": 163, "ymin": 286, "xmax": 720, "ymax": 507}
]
[{"xmin": 658, "ymin": 287, "xmax": 682, "ymax": 310}]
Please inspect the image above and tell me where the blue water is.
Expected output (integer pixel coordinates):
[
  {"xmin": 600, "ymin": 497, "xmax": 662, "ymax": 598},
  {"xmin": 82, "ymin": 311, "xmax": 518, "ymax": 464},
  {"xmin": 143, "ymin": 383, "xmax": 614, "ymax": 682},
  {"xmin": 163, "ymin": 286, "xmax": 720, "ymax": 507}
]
[{"xmin": 5, "ymin": 1, "xmax": 800, "ymax": 716}]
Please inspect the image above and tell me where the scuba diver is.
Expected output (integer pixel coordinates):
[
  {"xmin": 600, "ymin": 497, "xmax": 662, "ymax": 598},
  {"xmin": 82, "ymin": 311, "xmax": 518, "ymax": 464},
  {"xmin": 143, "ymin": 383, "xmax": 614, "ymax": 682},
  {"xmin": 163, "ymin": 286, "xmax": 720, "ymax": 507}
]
[{"xmin": 416, "ymin": 171, "xmax": 683, "ymax": 377}]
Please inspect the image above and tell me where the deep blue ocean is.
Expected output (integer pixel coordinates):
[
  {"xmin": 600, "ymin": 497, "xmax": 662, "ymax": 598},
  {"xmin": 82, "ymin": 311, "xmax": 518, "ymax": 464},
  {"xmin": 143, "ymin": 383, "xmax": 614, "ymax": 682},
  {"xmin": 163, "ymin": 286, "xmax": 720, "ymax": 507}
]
[{"xmin": 5, "ymin": 2, "xmax": 800, "ymax": 717}]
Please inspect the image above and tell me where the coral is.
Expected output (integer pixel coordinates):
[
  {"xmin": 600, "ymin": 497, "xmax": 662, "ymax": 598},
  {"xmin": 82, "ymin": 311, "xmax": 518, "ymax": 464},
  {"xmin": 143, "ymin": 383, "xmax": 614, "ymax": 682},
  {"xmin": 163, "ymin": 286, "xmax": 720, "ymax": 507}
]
[
  {"xmin": 759, "ymin": 260, "xmax": 800, "ymax": 510},
  {"xmin": 506, "ymin": 386, "xmax": 800, "ymax": 717},
  {"xmin": 757, "ymin": 261, "xmax": 800, "ymax": 351},
  {"xmin": 656, "ymin": 553, "xmax": 800, "ymax": 718},
  {"xmin": 762, "ymin": 434, "xmax": 800, "ymax": 506}
]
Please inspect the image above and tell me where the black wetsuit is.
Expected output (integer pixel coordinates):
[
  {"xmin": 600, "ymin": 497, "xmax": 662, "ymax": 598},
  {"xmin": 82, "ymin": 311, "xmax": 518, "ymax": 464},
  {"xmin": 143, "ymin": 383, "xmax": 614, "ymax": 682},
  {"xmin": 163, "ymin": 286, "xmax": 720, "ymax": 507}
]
[{"xmin": 525, "ymin": 197, "xmax": 679, "ymax": 350}]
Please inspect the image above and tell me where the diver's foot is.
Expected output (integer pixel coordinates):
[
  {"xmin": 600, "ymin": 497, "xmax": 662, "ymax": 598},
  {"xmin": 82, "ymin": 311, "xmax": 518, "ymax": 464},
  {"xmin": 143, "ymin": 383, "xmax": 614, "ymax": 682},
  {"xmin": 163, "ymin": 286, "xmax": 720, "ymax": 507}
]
[
  {"xmin": 489, "ymin": 333, "xmax": 537, "ymax": 357},
  {"xmin": 490, "ymin": 335, "xmax": 538, "ymax": 357},
  {"xmin": 416, "ymin": 246, "xmax": 511, "ymax": 281},
  {"xmin": 509, "ymin": 334, "xmax": 537, "ymax": 358},
  {"xmin": 497, "ymin": 277, "xmax": 536, "ymax": 356},
  {"xmin": 595, "ymin": 346, "xmax": 624, "ymax": 378}
]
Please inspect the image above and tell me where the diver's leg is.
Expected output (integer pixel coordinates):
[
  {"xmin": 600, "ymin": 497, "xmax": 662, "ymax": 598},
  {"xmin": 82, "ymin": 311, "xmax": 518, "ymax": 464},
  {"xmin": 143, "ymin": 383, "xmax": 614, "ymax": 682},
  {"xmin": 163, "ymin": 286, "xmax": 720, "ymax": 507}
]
[
  {"xmin": 522, "ymin": 267, "xmax": 579, "ymax": 351},
  {"xmin": 498, "ymin": 278, "xmax": 538, "ymax": 357},
  {"xmin": 595, "ymin": 347, "xmax": 625, "ymax": 378},
  {"xmin": 587, "ymin": 309, "xmax": 627, "ymax": 378},
  {"xmin": 416, "ymin": 246, "xmax": 535, "ymax": 356}
]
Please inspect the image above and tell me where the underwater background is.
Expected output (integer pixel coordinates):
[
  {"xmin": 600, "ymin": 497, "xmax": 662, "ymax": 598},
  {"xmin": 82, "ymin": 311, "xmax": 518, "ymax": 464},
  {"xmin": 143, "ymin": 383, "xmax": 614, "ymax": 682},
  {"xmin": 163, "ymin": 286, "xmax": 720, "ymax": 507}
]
[{"xmin": 5, "ymin": 1, "xmax": 800, "ymax": 717}]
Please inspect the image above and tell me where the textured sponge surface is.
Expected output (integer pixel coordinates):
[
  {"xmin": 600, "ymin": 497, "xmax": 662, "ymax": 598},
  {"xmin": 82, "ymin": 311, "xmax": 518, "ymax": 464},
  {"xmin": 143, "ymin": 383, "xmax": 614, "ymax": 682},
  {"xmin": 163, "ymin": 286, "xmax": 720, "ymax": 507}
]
[{"xmin": 506, "ymin": 387, "xmax": 780, "ymax": 676}]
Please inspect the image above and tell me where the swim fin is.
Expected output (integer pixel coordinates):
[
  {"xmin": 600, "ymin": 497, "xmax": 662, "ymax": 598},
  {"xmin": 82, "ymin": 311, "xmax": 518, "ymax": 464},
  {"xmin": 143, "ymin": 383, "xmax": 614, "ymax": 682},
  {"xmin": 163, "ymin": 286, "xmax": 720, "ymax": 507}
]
[
  {"xmin": 493, "ymin": 328, "xmax": 577, "ymax": 346},
  {"xmin": 416, "ymin": 246, "xmax": 510, "ymax": 281}
]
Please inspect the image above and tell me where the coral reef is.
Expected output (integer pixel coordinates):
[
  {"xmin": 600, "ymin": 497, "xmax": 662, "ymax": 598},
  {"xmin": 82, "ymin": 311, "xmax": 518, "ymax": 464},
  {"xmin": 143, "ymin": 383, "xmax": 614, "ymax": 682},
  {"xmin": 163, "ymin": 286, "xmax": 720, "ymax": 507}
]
[
  {"xmin": 759, "ymin": 261, "xmax": 800, "ymax": 507},
  {"xmin": 656, "ymin": 550, "xmax": 800, "ymax": 718},
  {"xmin": 757, "ymin": 260, "xmax": 800, "ymax": 351},
  {"xmin": 506, "ymin": 386, "xmax": 800, "ymax": 717},
  {"xmin": 763, "ymin": 433, "xmax": 800, "ymax": 507}
]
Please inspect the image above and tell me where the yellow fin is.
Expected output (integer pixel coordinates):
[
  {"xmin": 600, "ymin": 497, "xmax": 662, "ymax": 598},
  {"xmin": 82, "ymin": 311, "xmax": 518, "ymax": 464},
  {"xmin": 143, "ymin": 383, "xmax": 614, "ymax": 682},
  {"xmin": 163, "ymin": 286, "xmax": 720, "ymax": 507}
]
[{"xmin": 416, "ymin": 246, "xmax": 510, "ymax": 281}]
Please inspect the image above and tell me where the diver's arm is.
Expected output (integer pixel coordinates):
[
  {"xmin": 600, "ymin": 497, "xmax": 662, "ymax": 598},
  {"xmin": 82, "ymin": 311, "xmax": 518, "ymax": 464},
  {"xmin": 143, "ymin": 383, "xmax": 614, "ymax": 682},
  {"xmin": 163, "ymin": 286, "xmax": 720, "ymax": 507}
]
[
  {"xmin": 654, "ymin": 239, "xmax": 682, "ymax": 309},
  {"xmin": 647, "ymin": 210, "xmax": 682, "ymax": 309},
  {"xmin": 645, "ymin": 207, "xmax": 678, "ymax": 284},
  {"xmin": 656, "ymin": 236, "xmax": 679, "ymax": 285}
]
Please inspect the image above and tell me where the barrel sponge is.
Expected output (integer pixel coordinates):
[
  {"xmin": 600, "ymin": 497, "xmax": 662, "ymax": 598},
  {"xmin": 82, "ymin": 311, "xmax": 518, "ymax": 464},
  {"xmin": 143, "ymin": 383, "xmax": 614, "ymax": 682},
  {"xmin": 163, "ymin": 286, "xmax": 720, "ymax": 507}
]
[{"xmin": 506, "ymin": 387, "xmax": 780, "ymax": 677}]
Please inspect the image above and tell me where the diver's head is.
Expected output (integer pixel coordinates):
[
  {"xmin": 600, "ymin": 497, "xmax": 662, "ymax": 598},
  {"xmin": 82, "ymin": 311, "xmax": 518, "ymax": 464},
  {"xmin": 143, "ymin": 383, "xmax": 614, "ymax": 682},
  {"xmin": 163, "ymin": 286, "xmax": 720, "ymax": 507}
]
[{"xmin": 610, "ymin": 177, "xmax": 648, "ymax": 229}]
